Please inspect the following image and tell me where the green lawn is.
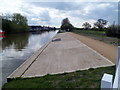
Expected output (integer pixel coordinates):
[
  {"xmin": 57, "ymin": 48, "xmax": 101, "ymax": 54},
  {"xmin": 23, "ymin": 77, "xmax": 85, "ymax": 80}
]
[
  {"xmin": 73, "ymin": 29, "xmax": 105, "ymax": 36},
  {"xmin": 3, "ymin": 66, "xmax": 115, "ymax": 89},
  {"xmin": 73, "ymin": 29, "xmax": 119, "ymax": 46}
]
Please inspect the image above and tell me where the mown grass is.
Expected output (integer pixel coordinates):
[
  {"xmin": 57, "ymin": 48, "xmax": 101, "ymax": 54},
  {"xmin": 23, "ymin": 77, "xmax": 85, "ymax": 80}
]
[
  {"xmin": 73, "ymin": 29, "xmax": 105, "ymax": 36},
  {"xmin": 73, "ymin": 29, "xmax": 119, "ymax": 46},
  {"xmin": 3, "ymin": 66, "xmax": 115, "ymax": 89}
]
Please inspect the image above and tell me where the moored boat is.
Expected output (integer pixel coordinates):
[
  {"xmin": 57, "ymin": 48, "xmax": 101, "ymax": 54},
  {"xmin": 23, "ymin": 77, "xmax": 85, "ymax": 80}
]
[{"xmin": 0, "ymin": 30, "xmax": 5, "ymax": 37}]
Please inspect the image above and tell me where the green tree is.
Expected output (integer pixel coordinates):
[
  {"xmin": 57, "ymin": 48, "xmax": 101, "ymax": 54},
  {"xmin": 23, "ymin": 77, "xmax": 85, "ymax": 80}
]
[
  {"xmin": 94, "ymin": 19, "xmax": 107, "ymax": 30},
  {"xmin": 60, "ymin": 18, "xmax": 74, "ymax": 31},
  {"xmin": 2, "ymin": 13, "xmax": 29, "ymax": 33},
  {"xmin": 12, "ymin": 13, "xmax": 29, "ymax": 33},
  {"xmin": 2, "ymin": 18, "xmax": 13, "ymax": 33},
  {"xmin": 82, "ymin": 22, "xmax": 91, "ymax": 30}
]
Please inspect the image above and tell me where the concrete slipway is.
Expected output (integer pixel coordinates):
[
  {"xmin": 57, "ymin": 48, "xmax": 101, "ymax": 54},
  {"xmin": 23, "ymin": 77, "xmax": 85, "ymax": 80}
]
[{"xmin": 7, "ymin": 33, "xmax": 114, "ymax": 80}]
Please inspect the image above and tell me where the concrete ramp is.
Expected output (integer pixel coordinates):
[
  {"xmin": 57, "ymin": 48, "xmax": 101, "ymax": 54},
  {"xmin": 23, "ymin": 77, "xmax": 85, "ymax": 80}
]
[{"xmin": 8, "ymin": 33, "xmax": 114, "ymax": 79}]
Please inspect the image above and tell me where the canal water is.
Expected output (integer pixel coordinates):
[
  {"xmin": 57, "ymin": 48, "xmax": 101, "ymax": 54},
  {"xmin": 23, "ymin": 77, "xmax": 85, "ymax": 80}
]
[{"xmin": 0, "ymin": 30, "xmax": 58, "ymax": 88}]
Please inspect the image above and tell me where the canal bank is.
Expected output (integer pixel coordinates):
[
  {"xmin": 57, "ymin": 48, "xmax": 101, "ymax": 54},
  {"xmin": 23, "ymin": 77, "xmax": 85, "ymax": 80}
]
[
  {"xmin": 1, "ymin": 30, "xmax": 58, "ymax": 88},
  {"xmin": 7, "ymin": 32, "xmax": 114, "ymax": 80}
]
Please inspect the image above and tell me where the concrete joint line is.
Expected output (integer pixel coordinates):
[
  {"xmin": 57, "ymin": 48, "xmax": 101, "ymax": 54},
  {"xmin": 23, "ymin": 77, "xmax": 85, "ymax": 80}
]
[{"xmin": 20, "ymin": 34, "xmax": 58, "ymax": 77}]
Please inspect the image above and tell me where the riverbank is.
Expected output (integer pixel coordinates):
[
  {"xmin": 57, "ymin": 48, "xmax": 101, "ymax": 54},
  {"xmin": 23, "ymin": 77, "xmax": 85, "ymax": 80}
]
[
  {"xmin": 2, "ymin": 32, "xmax": 116, "ymax": 89},
  {"xmin": 3, "ymin": 65, "xmax": 115, "ymax": 88},
  {"xmin": 2, "ymin": 32, "xmax": 115, "ymax": 89},
  {"xmin": 7, "ymin": 32, "xmax": 113, "ymax": 79},
  {"xmin": 1, "ymin": 31, "xmax": 58, "ymax": 89}
]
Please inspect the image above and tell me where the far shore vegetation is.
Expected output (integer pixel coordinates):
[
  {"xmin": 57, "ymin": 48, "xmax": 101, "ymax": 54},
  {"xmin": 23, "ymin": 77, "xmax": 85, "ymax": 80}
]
[{"xmin": 2, "ymin": 13, "xmax": 29, "ymax": 34}]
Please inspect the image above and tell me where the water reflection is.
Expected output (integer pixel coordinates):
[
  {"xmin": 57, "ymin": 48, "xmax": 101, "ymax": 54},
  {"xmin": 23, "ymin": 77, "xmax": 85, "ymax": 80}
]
[
  {"xmin": 2, "ymin": 33, "xmax": 29, "ymax": 51},
  {"xmin": 1, "ymin": 30, "xmax": 58, "ymax": 88}
]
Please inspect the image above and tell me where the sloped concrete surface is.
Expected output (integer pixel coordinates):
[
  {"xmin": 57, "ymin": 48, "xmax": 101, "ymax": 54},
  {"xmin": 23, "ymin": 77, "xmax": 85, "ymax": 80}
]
[
  {"xmin": 8, "ymin": 33, "xmax": 114, "ymax": 79},
  {"xmin": 22, "ymin": 33, "xmax": 114, "ymax": 77}
]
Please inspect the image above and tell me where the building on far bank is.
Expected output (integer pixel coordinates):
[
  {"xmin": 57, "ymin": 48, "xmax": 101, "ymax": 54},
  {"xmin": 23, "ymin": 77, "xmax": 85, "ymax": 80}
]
[{"xmin": 29, "ymin": 26, "xmax": 56, "ymax": 32}]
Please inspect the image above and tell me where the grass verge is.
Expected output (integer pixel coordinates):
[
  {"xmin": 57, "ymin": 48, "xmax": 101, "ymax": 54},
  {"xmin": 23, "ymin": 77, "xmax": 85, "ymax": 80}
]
[
  {"xmin": 3, "ymin": 66, "xmax": 115, "ymax": 89},
  {"xmin": 73, "ymin": 29, "xmax": 119, "ymax": 46}
]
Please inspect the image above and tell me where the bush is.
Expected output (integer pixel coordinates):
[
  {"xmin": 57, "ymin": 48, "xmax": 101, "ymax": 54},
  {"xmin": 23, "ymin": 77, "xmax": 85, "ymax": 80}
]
[
  {"xmin": 74, "ymin": 28, "xmax": 84, "ymax": 30},
  {"xmin": 106, "ymin": 25, "xmax": 119, "ymax": 38}
]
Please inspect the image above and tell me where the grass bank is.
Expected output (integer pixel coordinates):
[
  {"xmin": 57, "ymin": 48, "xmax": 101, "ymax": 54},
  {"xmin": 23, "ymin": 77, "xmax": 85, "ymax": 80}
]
[
  {"xmin": 3, "ymin": 66, "xmax": 115, "ymax": 88},
  {"xmin": 73, "ymin": 29, "xmax": 119, "ymax": 46},
  {"xmin": 73, "ymin": 29, "xmax": 105, "ymax": 36}
]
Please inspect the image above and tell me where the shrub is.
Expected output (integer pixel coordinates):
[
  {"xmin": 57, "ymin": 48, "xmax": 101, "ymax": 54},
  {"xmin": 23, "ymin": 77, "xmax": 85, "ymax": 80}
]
[{"xmin": 106, "ymin": 25, "xmax": 119, "ymax": 38}]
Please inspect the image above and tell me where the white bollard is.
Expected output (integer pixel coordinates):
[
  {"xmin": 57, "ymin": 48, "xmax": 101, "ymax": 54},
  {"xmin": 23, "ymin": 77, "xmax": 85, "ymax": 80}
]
[
  {"xmin": 117, "ymin": 46, "xmax": 120, "ymax": 67},
  {"xmin": 101, "ymin": 73, "xmax": 113, "ymax": 89}
]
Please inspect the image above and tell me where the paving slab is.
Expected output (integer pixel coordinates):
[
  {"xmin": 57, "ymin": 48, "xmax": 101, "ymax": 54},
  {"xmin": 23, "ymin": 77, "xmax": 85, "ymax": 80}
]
[{"xmin": 8, "ymin": 33, "xmax": 114, "ymax": 79}]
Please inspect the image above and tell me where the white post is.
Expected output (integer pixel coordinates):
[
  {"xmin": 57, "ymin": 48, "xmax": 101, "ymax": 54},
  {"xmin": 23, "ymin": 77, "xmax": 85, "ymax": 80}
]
[
  {"xmin": 113, "ymin": 47, "xmax": 120, "ymax": 89},
  {"xmin": 117, "ymin": 46, "xmax": 120, "ymax": 67},
  {"xmin": 101, "ymin": 73, "xmax": 113, "ymax": 89},
  {"xmin": 113, "ymin": 60, "xmax": 120, "ymax": 88}
]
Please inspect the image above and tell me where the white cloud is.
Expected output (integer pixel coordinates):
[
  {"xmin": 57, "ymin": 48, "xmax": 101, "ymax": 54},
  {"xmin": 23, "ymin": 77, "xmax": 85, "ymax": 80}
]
[
  {"xmin": 82, "ymin": 5, "xmax": 93, "ymax": 15},
  {"xmin": 97, "ymin": 3, "xmax": 111, "ymax": 8},
  {"xmin": 23, "ymin": 0, "xmax": 119, "ymax": 2},
  {"xmin": 0, "ymin": 0, "xmax": 118, "ymax": 27},
  {"xmin": 0, "ymin": 0, "xmax": 23, "ymax": 14},
  {"xmin": 31, "ymin": 18, "xmax": 40, "ymax": 21}
]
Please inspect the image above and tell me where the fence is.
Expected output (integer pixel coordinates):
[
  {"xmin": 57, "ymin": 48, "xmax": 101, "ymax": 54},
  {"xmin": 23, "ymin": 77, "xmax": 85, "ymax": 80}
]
[{"xmin": 101, "ymin": 46, "xmax": 120, "ymax": 89}]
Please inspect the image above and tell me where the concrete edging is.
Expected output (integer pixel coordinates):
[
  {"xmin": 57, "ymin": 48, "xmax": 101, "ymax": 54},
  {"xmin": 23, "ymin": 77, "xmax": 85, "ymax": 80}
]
[{"xmin": 7, "ymin": 33, "xmax": 58, "ymax": 81}]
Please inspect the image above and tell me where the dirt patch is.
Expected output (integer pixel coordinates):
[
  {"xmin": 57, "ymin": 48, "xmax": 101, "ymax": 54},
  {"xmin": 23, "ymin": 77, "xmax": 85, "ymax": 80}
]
[{"xmin": 68, "ymin": 32, "xmax": 117, "ymax": 63}]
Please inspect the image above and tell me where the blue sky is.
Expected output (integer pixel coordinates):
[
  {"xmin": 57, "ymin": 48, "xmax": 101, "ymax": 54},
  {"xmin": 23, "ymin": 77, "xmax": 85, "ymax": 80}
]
[{"xmin": 0, "ymin": 0, "xmax": 118, "ymax": 28}]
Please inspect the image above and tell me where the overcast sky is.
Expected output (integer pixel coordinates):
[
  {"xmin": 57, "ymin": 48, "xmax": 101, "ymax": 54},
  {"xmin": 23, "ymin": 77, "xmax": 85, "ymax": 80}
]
[{"xmin": 0, "ymin": 0, "xmax": 118, "ymax": 28}]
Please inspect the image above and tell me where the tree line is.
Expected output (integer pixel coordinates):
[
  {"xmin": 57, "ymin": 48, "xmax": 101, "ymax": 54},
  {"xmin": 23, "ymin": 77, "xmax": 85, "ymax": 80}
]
[
  {"xmin": 60, "ymin": 18, "xmax": 120, "ymax": 38},
  {"xmin": 2, "ymin": 13, "xmax": 29, "ymax": 34}
]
